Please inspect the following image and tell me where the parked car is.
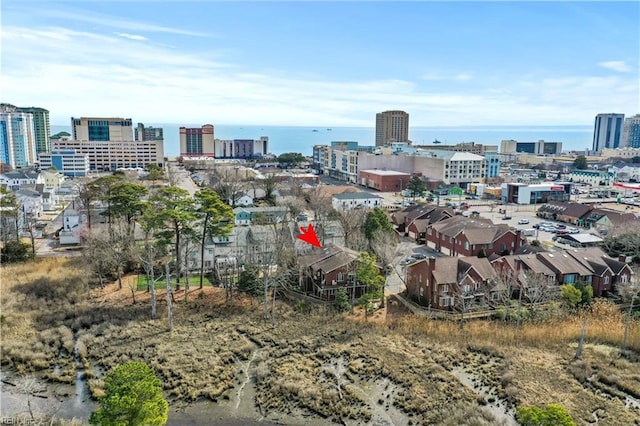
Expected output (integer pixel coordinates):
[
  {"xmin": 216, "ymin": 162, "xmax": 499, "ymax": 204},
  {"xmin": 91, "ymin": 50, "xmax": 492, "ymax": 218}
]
[
  {"xmin": 555, "ymin": 224, "xmax": 566, "ymax": 229},
  {"xmin": 411, "ymin": 253, "xmax": 427, "ymax": 260},
  {"xmin": 567, "ymin": 227, "xmax": 580, "ymax": 234},
  {"xmin": 518, "ymin": 219, "xmax": 530, "ymax": 224},
  {"xmin": 502, "ymin": 215, "xmax": 512, "ymax": 220},
  {"xmin": 556, "ymin": 229, "xmax": 569, "ymax": 235}
]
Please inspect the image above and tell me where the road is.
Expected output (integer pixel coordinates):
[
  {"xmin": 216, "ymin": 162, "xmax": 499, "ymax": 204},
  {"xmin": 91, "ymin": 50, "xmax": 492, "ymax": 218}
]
[
  {"xmin": 168, "ymin": 162, "xmax": 199, "ymax": 196},
  {"xmin": 385, "ymin": 237, "xmax": 442, "ymax": 295},
  {"xmin": 33, "ymin": 200, "xmax": 83, "ymax": 257}
]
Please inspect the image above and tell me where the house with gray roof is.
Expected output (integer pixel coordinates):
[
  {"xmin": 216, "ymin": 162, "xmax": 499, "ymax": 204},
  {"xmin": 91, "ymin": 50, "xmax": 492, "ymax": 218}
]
[
  {"xmin": 331, "ymin": 192, "xmax": 382, "ymax": 210},
  {"xmin": 298, "ymin": 243, "xmax": 368, "ymax": 301}
]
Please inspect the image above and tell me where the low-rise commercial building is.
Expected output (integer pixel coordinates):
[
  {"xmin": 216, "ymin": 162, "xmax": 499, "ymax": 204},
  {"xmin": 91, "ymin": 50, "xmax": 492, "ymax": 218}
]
[
  {"xmin": 38, "ymin": 150, "xmax": 90, "ymax": 177},
  {"xmin": 359, "ymin": 170, "xmax": 411, "ymax": 192},
  {"xmin": 501, "ymin": 182, "xmax": 572, "ymax": 204},
  {"xmin": 332, "ymin": 192, "xmax": 382, "ymax": 210},
  {"xmin": 569, "ymin": 170, "xmax": 615, "ymax": 186}
]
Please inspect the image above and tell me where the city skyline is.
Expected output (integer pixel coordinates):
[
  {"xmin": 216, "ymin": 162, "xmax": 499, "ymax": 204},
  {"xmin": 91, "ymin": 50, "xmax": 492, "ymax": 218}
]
[{"xmin": 2, "ymin": 1, "xmax": 638, "ymax": 127}]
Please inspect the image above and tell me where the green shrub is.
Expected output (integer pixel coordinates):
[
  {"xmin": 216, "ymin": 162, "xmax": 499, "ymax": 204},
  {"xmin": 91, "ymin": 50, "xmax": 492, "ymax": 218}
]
[
  {"xmin": 334, "ymin": 288, "xmax": 350, "ymax": 312},
  {"xmin": 516, "ymin": 403, "xmax": 576, "ymax": 426},
  {"xmin": 90, "ymin": 361, "xmax": 168, "ymax": 426}
]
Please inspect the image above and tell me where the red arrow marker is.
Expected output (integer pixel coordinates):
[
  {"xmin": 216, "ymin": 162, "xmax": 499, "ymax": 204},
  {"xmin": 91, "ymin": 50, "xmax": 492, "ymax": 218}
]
[{"xmin": 297, "ymin": 223, "xmax": 322, "ymax": 248}]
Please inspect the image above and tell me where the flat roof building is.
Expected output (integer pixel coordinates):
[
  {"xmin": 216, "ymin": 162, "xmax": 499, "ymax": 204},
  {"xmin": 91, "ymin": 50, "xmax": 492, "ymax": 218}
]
[{"xmin": 71, "ymin": 117, "xmax": 134, "ymax": 141}]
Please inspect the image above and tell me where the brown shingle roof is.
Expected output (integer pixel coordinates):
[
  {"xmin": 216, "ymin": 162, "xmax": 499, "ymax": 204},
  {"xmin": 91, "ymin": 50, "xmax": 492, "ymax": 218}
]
[
  {"xmin": 560, "ymin": 203, "xmax": 593, "ymax": 219},
  {"xmin": 431, "ymin": 257, "xmax": 460, "ymax": 284},
  {"xmin": 537, "ymin": 252, "xmax": 594, "ymax": 276},
  {"xmin": 459, "ymin": 257, "xmax": 496, "ymax": 281}
]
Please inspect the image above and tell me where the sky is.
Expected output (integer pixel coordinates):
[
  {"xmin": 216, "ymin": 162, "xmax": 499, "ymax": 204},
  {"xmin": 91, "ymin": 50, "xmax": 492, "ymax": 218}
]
[{"xmin": 2, "ymin": 1, "xmax": 639, "ymax": 127}]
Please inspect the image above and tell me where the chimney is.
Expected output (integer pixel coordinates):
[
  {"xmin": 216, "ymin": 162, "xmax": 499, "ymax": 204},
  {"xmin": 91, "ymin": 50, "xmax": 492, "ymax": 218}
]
[{"xmin": 618, "ymin": 255, "xmax": 627, "ymax": 263}]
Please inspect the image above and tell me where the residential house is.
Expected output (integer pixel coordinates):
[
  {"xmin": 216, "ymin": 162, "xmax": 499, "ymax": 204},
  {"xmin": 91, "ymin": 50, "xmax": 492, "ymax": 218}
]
[
  {"xmin": 402, "ymin": 205, "xmax": 455, "ymax": 241},
  {"xmin": 332, "ymin": 192, "xmax": 382, "ymax": 210},
  {"xmin": 0, "ymin": 171, "xmax": 43, "ymax": 191},
  {"xmin": 565, "ymin": 247, "xmax": 632, "ymax": 296},
  {"xmin": 191, "ymin": 220, "xmax": 313, "ymax": 272},
  {"xmin": 15, "ymin": 188, "xmax": 43, "ymax": 219},
  {"xmin": 405, "ymin": 256, "xmax": 496, "ymax": 311},
  {"xmin": 229, "ymin": 192, "xmax": 255, "ymax": 207},
  {"xmin": 233, "ymin": 206, "xmax": 288, "ymax": 226},
  {"xmin": 493, "ymin": 247, "xmax": 632, "ymax": 297},
  {"xmin": 23, "ymin": 183, "xmax": 58, "ymax": 211},
  {"xmin": 298, "ymin": 243, "xmax": 367, "ymax": 301},
  {"xmin": 40, "ymin": 169, "xmax": 65, "ymax": 189},
  {"xmin": 425, "ymin": 216, "xmax": 524, "ymax": 256}
]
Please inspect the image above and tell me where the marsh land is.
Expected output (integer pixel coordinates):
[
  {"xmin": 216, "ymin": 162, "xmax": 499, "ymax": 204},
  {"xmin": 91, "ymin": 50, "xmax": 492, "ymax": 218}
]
[{"xmin": 1, "ymin": 258, "xmax": 639, "ymax": 425}]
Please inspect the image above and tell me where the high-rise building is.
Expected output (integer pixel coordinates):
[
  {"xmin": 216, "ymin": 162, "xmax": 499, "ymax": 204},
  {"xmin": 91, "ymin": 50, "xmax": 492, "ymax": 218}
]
[
  {"xmin": 135, "ymin": 123, "xmax": 164, "ymax": 141},
  {"xmin": 179, "ymin": 124, "xmax": 215, "ymax": 157},
  {"xmin": 15, "ymin": 106, "xmax": 50, "ymax": 153},
  {"xmin": 375, "ymin": 110, "xmax": 409, "ymax": 146},
  {"xmin": 213, "ymin": 137, "xmax": 269, "ymax": 159},
  {"xmin": 592, "ymin": 113, "xmax": 624, "ymax": 152},
  {"xmin": 622, "ymin": 114, "xmax": 640, "ymax": 149},
  {"xmin": 71, "ymin": 117, "xmax": 133, "ymax": 141},
  {"xmin": 0, "ymin": 104, "xmax": 37, "ymax": 168}
]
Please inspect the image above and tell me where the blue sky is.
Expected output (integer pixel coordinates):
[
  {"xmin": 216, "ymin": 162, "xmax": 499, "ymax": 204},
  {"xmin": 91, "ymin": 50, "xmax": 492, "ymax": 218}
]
[{"xmin": 2, "ymin": 1, "xmax": 638, "ymax": 126}]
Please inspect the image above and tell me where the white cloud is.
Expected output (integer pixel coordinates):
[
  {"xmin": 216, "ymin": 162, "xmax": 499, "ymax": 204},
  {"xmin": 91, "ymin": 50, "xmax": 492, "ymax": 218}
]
[
  {"xmin": 598, "ymin": 61, "xmax": 632, "ymax": 72},
  {"xmin": 38, "ymin": 9, "xmax": 214, "ymax": 38},
  {"xmin": 115, "ymin": 32, "xmax": 148, "ymax": 41},
  {"xmin": 2, "ymin": 25, "xmax": 638, "ymax": 127},
  {"xmin": 420, "ymin": 72, "xmax": 473, "ymax": 81}
]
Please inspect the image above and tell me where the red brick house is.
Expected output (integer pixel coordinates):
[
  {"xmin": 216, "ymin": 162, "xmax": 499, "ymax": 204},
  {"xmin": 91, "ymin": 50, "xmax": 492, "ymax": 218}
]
[
  {"xmin": 406, "ymin": 256, "xmax": 496, "ymax": 311},
  {"xmin": 405, "ymin": 206, "xmax": 455, "ymax": 241},
  {"xmin": 425, "ymin": 216, "xmax": 524, "ymax": 257},
  {"xmin": 492, "ymin": 247, "xmax": 632, "ymax": 297},
  {"xmin": 298, "ymin": 243, "xmax": 367, "ymax": 301}
]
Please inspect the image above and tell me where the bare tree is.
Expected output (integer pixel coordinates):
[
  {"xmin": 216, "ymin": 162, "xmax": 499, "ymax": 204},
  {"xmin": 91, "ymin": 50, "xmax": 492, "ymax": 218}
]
[
  {"xmin": 334, "ymin": 207, "xmax": 368, "ymax": 250},
  {"xmin": 620, "ymin": 271, "xmax": 640, "ymax": 350},
  {"xmin": 521, "ymin": 271, "xmax": 557, "ymax": 318},
  {"xmin": 305, "ymin": 188, "xmax": 334, "ymax": 245},
  {"xmin": 165, "ymin": 262, "xmax": 173, "ymax": 332}
]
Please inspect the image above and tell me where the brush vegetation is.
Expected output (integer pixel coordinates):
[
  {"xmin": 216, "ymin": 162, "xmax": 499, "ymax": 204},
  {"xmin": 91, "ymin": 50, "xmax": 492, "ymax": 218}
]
[{"xmin": 1, "ymin": 258, "xmax": 639, "ymax": 425}]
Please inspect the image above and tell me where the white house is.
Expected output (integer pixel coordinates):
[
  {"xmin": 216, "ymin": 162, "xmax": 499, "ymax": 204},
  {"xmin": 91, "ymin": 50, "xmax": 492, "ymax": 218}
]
[
  {"xmin": 15, "ymin": 188, "xmax": 43, "ymax": 219},
  {"xmin": 0, "ymin": 171, "xmax": 44, "ymax": 191},
  {"xmin": 332, "ymin": 192, "xmax": 383, "ymax": 210}
]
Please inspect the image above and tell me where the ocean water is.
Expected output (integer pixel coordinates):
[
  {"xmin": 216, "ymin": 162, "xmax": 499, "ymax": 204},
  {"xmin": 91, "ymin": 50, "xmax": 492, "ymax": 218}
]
[{"xmin": 50, "ymin": 124, "xmax": 593, "ymax": 157}]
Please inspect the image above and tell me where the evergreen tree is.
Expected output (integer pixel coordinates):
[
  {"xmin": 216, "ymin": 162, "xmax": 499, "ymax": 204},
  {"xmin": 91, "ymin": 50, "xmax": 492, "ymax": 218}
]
[{"xmin": 90, "ymin": 361, "xmax": 168, "ymax": 426}]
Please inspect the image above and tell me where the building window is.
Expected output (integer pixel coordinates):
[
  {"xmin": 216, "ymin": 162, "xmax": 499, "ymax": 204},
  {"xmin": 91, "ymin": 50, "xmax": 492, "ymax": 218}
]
[
  {"xmin": 603, "ymin": 276, "xmax": 609, "ymax": 285},
  {"xmin": 620, "ymin": 274, "xmax": 628, "ymax": 283},
  {"xmin": 464, "ymin": 242, "xmax": 469, "ymax": 250},
  {"xmin": 337, "ymin": 272, "xmax": 344, "ymax": 282},
  {"xmin": 439, "ymin": 296, "xmax": 450, "ymax": 307},
  {"xmin": 441, "ymin": 284, "xmax": 448, "ymax": 293},
  {"xmin": 563, "ymin": 274, "xmax": 576, "ymax": 284}
]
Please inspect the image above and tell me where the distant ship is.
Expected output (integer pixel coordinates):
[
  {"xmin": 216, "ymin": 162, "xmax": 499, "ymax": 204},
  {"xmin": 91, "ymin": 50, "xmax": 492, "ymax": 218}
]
[
  {"xmin": 327, "ymin": 128, "xmax": 332, "ymax": 131},
  {"xmin": 312, "ymin": 129, "xmax": 319, "ymax": 132},
  {"xmin": 433, "ymin": 139, "xmax": 442, "ymax": 144}
]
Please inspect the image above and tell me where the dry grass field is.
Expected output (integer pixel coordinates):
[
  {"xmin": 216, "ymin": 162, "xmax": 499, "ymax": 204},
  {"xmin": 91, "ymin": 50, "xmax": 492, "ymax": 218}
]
[{"xmin": 1, "ymin": 258, "xmax": 640, "ymax": 425}]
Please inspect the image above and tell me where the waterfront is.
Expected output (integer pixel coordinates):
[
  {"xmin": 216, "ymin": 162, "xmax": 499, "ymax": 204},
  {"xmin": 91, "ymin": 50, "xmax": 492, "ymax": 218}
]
[{"xmin": 51, "ymin": 124, "xmax": 593, "ymax": 157}]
